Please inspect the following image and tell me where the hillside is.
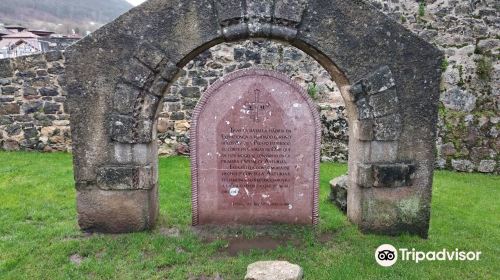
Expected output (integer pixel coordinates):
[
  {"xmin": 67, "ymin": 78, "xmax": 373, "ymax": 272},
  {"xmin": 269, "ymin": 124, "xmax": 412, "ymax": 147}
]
[{"xmin": 0, "ymin": 0, "xmax": 133, "ymax": 34}]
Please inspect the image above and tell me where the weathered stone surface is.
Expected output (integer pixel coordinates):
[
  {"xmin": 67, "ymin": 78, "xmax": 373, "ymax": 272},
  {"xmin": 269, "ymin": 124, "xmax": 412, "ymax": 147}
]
[
  {"xmin": 370, "ymin": 141, "xmax": 398, "ymax": 162},
  {"xmin": 157, "ymin": 117, "xmax": 171, "ymax": 133},
  {"xmin": 357, "ymin": 163, "xmax": 415, "ymax": 188},
  {"xmin": 440, "ymin": 142, "xmax": 457, "ymax": 157},
  {"xmin": 374, "ymin": 114, "xmax": 402, "ymax": 141},
  {"xmin": 274, "ymin": 0, "xmax": 307, "ymax": 26},
  {"xmin": 329, "ymin": 175, "xmax": 348, "ymax": 213},
  {"xmin": 39, "ymin": 87, "xmax": 59, "ymax": 97},
  {"xmin": 451, "ymin": 159, "xmax": 475, "ymax": 172},
  {"xmin": 17, "ymin": 70, "xmax": 37, "ymax": 79},
  {"xmin": 158, "ymin": 62, "xmax": 179, "ymax": 82},
  {"xmin": 43, "ymin": 102, "xmax": 61, "ymax": 114},
  {"xmin": 96, "ymin": 165, "xmax": 154, "ymax": 190},
  {"xmin": 245, "ymin": 261, "xmax": 303, "ymax": 280},
  {"xmin": 164, "ymin": 94, "xmax": 180, "ymax": 102},
  {"xmin": 356, "ymin": 163, "xmax": 374, "ymax": 188},
  {"xmin": 133, "ymin": 43, "xmax": 165, "ymax": 70},
  {"xmin": 214, "ymin": 0, "xmax": 246, "ymax": 25},
  {"xmin": 192, "ymin": 69, "xmax": 320, "ymax": 225},
  {"xmin": 141, "ymin": 94, "xmax": 160, "ymax": 120},
  {"xmin": 372, "ymin": 164, "xmax": 415, "ymax": 188},
  {"xmin": 476, "ymin": 39, "xmax": 499, "ymax": 55},
  {"xmin": 2, "ymin": 86, "xmax": 18, "ymax": 95},
  {"xmin": 169, "ymin": 111, "xmax": 184, "ymax": 121},
  {"xmin": 122, "ymin": 59, "xmax": 153, "ymax": 88},
  {"xmin": 246, "ymin": 0, "xmax": 273, "ymax": 20},
  {"xmin": 149, "ymin": 77, "xmax": 168, "ymax": 97},
  {"xmin": 368, "ymin": 89, "xmax": 398, "ymax": 118},
  {"xmin": 353, "ymin": 120, "xmax": 374, "ymax": 141},
  {"xmin": 355, "ymin": 98, "xmax": 373, "ymax": 120},
  {"xmin": 165, "ymin": 102, "xmax": 181, "ymax": 112},
  {"xmin": 3, "ymin": 139, "xmax": 19, "ymax": 150},
  {"xmin": 14, "ymin": 53, "xmax": 47, "ymax": 71},
  {"xmin": 0, "ymin": 59, "xmax": 13, "ymax": 78},
  {"xmin": 478, "ymin": 160, "xmax": 496, "ymax": 173},
  {"xmin": 174, "ymin": 120, "xmax": 190, "ymax": 132},
  {"xmin": 113, "ymin": 84, "xmax": 141, "ymax": 114},
  {"xmin": 36, "ymin": 69, "xmax": 48, "ymax": 77},
  {"xmin": 23, "ymin": 86, "xmax": 38, "ymax": 99},
  {"xmin": 179, "ymin": 87, "xmax": 200, "ymax": 98},
  {"xmin": 22, "ymin": 101, "xmax": 43, "ymax": 114},
  {"xmin": 111, "ymin": 115, "xmax": 153, "ymax": 144},
  {"xmin": 0, "ymin": 96, "xmax": 14, "ymax": 103},
  {"xmin": 470, "ymin": 147, "xmax": 496, "ymax": 164},
  {"xmin": 47, "ymin": 63, "xmax": 64, "ymax": 75},
  {"xmin": 23, "ymin": 126, "xmax": 38, "ymax": 139},
  {"xmin": 45, "ymin": 51, "xmax": 63, "ymax": 62},
  {"xmin": 0, "ymin": 103, "xmax": 20, "ymax": 115},
  {"xmin": 0, "ymin": 78, "xmax": 11, "ymax": 85},
  {"xmin": 360, "ymin": 66, "xmax": 396, "ymax": 95},
  {"xmin": 441, "ymin": 87, "xmax": 476, "ymax": 112},
  {"xmin": 77, "ymin": 188, "xmax": 158, "ymax": 233}
]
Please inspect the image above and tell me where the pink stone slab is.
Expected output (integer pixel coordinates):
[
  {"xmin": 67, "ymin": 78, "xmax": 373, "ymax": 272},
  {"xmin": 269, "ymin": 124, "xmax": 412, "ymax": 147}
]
[{"xmin": 191, "ymin": 69, "xmax": 320, "ymax": 226}]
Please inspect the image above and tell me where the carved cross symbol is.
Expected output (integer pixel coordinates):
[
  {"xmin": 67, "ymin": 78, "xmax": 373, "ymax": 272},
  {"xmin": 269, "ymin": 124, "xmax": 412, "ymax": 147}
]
[{"xmin": 245, "ymin": 88, "xmax": 271, "ymax": 122}]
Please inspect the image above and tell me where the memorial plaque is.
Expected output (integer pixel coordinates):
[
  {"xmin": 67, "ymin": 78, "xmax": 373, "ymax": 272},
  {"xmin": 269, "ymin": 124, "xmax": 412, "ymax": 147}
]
[{"xmin": 191, "ymin": 69, "xmax": 320, "ymax": 225}]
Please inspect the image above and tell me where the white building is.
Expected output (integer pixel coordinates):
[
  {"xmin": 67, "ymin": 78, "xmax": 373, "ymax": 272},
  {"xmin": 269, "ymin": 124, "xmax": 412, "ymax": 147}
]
[{"xmin": 0, "ymin": 25, "xmax": 80, "ymax": 59}]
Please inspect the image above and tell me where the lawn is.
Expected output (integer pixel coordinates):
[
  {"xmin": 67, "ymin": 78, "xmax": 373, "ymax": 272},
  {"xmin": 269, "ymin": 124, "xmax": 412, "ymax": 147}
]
[{"xmin": 0, "ymin": 152, "xmax": 498, "ymax": 279}]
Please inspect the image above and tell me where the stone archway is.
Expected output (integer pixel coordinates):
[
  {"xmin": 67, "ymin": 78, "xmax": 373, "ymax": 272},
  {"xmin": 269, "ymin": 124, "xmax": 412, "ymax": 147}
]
[{"xmin": 65, "ymin": 0, "xmax": 442, "ymax": 237}]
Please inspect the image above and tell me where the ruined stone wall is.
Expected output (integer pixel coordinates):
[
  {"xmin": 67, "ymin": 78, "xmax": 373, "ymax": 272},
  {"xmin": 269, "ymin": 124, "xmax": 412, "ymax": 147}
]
[
  {"xmin": 368, "ymin": 0, "xmax": 499, "ymax": 173},
  {"xmin": 0, "ymin": 0, "xmax": 498, "ymax": 173},
  {"xmin": 0, "ymin": 52, "xmax": 70, "ymax": 152}
]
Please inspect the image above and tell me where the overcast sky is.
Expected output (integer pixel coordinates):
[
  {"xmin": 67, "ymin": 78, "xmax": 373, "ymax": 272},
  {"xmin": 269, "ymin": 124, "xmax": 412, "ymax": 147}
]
[{"xmin": 126, "ymin": 0, "xmax": 146, "ymax": 6}]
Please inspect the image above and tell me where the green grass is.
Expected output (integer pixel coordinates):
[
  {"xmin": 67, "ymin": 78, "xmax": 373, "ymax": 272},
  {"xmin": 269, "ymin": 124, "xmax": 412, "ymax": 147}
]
[{"xmin": 0, "ymin": 152, "xmax": 499, "ymax": 279}]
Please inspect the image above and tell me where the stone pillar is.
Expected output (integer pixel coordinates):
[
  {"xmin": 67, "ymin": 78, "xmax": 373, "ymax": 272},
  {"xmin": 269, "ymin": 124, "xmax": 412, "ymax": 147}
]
[
  {"xmin": 76, "ymin": 143, "xmax": 159, "ymax": 233},
  {"xmin": 345, "ymin": 66, "xmax": 431, "ymax": 238}
]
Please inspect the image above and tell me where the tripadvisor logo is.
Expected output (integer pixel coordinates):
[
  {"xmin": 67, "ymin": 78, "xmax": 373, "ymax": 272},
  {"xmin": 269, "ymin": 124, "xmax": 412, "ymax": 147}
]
[
  {"xmin": 375, "ymin": 244, "xmax": 482, "ymax": 267},
  {"xmin": 375, "ymin": 244, "xmax": 398, "ymax": 267}
]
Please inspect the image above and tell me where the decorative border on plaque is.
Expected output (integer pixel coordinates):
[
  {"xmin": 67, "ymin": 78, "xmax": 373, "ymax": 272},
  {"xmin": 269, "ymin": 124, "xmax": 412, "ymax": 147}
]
[{"xmin": 190, "ymin": 68, "xmax": 321, "ymax": 226}]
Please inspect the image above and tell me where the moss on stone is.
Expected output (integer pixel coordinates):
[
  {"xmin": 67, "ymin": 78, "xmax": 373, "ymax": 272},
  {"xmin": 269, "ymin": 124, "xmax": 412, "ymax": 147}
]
[
  {"xmin": 363, "ymin": 199, "xmax": 397, "ymax": 227},
  {"xmin": 476, "ymin": 56, "xmax": 493, "ymax": 81},
  {"xmin": 418, "ymin": 1, "xmax": 426, "ymax": 17},
  {"xmin": 457, "ymin": 65, "xmax": 465, "ymax": 87},
  {"xmin": 440, "ymin": 58, "xmax": 449, "ymax": 72},
  {"xmin": 397, "ymin": 197, "xmax": 421, "ymax": 224}
]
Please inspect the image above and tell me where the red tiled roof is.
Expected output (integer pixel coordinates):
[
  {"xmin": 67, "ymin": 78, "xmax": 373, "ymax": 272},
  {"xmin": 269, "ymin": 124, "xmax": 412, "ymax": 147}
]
[
  {"xmin": 2, "ymin": 31, "xmax": 39, "ymax": 39},
  {"xmin": 4, "ymin": 25, "xmax": 26, "ymax": 30},
  {"xmin": 29, "ymin": 30, "xmax": 55, "ymax": 37}
]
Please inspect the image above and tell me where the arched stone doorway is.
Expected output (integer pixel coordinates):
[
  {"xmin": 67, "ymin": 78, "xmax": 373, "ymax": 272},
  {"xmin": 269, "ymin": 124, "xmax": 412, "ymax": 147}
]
[
  {"xmin": 158, "ymin": 39, "xmax": 348, "ymax": 162},
  {"xmin": 65, "ymin": 0, "xmax": 442, "ymax": 237}
]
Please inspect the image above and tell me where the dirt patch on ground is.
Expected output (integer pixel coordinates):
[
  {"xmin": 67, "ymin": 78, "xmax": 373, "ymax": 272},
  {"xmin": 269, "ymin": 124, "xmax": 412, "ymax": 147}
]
[
  {"xmin": 193, "ymin": 225, "xmax": 338, "ymax": 256},
  {"xmin": 317, "ymin": 232, "xmax": 334, "ymax": 243},
  {"xmin": 69, "ymin": 254, "xmax": 85, "ymax": 266},
  {"xmin": 223, "ymin": 236, "xmax": 288, "ymax": 256},
  {"xmin": 193, "ymin": 225, "xmax": 305, "ymax": 256}
]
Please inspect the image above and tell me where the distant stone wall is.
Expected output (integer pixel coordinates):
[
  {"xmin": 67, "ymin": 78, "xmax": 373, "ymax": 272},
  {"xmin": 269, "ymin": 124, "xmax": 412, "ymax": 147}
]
[
  {"xmin": 0, "ymin": 0, "xmax": 498, "ymax": 173},
  {"xmin": 0, "ymin": 51, "xmax": 70, "ymax": 152}
]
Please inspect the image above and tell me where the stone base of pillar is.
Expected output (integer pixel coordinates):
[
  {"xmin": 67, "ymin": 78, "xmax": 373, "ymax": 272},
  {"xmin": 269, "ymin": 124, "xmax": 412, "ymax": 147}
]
[{"xmin": 76, "ymin": 187, "xmax": 158, "ymax": 233}]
